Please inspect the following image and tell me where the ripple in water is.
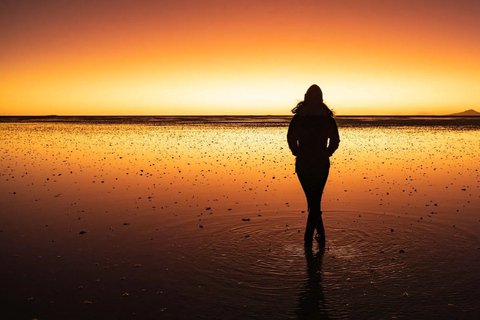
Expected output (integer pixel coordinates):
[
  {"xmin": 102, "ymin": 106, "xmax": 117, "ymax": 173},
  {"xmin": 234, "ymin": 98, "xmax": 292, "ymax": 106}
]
[{"xmin": 160, "ymin": 209, "xmax": 479, "ymax": 319}]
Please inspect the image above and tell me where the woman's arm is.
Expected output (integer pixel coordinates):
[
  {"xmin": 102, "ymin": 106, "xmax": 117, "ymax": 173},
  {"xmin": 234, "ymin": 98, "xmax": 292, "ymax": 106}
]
[
  {"xmin": 287, "ymin": 115, "xmax": 300, "ymax": 156},
  {"xmin": 327, "ymin": 118, "xmax": 340, "ymax": 156}
]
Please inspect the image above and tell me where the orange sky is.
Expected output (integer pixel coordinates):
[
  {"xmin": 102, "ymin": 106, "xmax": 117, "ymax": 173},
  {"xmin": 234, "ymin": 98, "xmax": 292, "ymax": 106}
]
[{"xmin": 1, "ymin": 0, "xmax": 480, "ymax": 115}]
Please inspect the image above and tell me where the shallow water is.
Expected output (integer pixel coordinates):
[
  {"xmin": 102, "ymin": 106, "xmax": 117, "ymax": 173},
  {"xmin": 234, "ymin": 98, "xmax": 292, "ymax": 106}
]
[{"xmin": 1, "ymin": 118, "xmax": 479, "ymax": 319}]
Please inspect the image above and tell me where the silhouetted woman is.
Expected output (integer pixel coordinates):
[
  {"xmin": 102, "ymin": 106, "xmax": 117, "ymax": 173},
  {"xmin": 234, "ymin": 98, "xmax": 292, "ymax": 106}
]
[{"xmin": 287, "ymin": 84, "xmax": 340, "ymax": 247}]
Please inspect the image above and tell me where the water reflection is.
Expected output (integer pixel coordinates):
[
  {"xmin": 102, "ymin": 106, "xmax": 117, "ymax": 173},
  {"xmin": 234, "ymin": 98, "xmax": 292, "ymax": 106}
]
[
  {"xmin": 0, "ymin": 120, "xmax": 479, "ymax": 319},
  {"xmin": 296, "ymin": 247, "xmax": 329, "ymax": 319}
]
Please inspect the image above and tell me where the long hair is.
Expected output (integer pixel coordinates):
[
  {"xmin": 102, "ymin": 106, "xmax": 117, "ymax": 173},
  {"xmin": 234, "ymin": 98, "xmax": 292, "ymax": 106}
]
[{"xmin": 291, "ymin": 84, "xmax": 334, "ymax": 116}]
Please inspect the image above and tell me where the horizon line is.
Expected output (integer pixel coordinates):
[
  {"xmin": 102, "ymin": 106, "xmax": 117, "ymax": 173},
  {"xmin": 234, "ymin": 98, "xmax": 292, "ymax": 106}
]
[{"xmin": 1, "ymin": 113, "xmax": 479, "ymax": 117}]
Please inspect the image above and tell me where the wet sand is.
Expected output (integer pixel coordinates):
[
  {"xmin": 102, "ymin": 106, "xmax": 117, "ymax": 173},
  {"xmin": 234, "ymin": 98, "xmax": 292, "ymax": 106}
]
[{"xmin": 1, "ymin": 117, "xmax": 479, "ymax": 319}]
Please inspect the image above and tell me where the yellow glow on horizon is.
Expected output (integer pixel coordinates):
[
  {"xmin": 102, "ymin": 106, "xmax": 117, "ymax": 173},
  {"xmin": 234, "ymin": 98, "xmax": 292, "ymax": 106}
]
[{"xmin": 2, "ymin": 59, "xmax": 478, "ymax": 115}]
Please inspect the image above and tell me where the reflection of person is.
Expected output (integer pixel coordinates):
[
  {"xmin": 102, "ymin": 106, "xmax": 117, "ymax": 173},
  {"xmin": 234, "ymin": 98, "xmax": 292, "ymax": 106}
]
[
  {"xmin": 287, "ymin": 84, "xmax": 340, "ymax": 247},
  {"xmin": 295, "ymin": 248, "xmax": 328, "ymax": 319}
]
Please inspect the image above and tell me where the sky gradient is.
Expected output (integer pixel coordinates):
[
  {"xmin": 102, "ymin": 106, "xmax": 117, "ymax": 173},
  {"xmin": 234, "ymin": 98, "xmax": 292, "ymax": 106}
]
[{"xmin": 1, "ymin": 0, "xmax": 480, "ymax": 115}]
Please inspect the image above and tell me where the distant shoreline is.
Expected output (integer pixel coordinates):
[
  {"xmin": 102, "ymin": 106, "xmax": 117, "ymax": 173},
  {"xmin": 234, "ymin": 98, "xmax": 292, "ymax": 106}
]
[
  {"xmin": 1, "ymin": 115, "xmax": 479, "ymax": 128},
  {"xmin": 1, "ymin": 114, "xmax": 480, "ymax": 118}
]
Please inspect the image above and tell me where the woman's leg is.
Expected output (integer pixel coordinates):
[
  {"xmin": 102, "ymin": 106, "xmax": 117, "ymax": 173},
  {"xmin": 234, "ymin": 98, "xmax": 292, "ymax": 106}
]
[
  {"xmin": 313, "ymin": 163, "xmax": 330, "ymax": 242},
  {"xmin": 297, "ymin": 169, "xmax": 319, "ymax": 246},
  {"xmin": 298, "ymin": 163, "xmax": 330, "ymax": 244},
  {"xmin": 297, "ymin": 160, "xmax": 330, "ymax": 246}
]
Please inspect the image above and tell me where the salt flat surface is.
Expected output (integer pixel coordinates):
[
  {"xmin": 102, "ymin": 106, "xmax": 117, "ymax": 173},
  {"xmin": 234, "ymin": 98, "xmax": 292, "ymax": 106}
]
[{"xmin": 1, "ymin": 119, "xmax": 479, "ymax": 319}]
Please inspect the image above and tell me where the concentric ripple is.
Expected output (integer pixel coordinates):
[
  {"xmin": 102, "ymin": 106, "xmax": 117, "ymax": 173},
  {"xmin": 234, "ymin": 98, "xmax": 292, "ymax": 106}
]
[{"xmin": 152, "ymin": 209, "xmax": 480, "ymax": 319}]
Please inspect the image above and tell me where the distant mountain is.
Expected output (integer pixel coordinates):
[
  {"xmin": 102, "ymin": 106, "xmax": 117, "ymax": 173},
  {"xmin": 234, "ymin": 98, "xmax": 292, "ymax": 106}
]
[{"xmin": 449, "ymin": 109, "xmax": 480, "ymax": 116}]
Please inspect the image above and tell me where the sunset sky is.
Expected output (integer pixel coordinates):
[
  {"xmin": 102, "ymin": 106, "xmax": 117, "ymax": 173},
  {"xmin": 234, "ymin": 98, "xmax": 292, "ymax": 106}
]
[{"xmin": 1, "ymin": 0, "xmax": 480, "ymax": 115}]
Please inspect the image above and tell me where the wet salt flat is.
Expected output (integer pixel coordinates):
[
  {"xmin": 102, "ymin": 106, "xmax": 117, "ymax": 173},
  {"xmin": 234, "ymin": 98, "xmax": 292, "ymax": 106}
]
[{"xmin": 1, "ymin": 117, "xmax": 479, "ymax": 319}]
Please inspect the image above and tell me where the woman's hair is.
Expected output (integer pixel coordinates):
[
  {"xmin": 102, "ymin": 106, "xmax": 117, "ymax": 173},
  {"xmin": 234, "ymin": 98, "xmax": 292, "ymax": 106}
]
[{"xmin": 291, "ymin": 84, "xmax": 334, "ymax": 116}]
